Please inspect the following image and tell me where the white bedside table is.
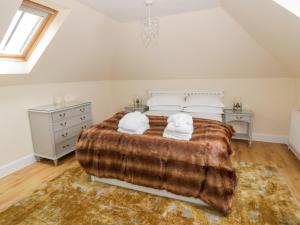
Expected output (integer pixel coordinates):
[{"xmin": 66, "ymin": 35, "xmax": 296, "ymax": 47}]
[
  {"xmin": 224, "ymin": 109, "xmax": 254, "ymax": 147},
  {"xmin": 124, "ymin": 105, "xmax": 149, "ymax": 113}
]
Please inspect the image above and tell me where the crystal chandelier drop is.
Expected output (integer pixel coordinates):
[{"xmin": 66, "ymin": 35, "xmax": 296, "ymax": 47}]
[{"xmin": 141, "ymin": 0, "xmax": 159, "ymax": 47}]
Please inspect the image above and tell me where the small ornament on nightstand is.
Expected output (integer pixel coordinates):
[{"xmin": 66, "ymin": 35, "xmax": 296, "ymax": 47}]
[
  {"xmin": 133, "ymin": 97, "xmax": 143, "ymax": 108},
  {"xmin": 233, "ymin": 97, "xmax": 242, "ymax": 112},
  {"xmin": 126, "ymin": 97, "xmax": 148, "ymax": 113}
]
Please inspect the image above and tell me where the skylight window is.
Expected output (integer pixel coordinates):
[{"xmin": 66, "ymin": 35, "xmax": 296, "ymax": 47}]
[
  {"xmin": 273, "ymin": 0, "xmax": 300, "ymax": 18},
  {"xmin": 0, "ymin": 0, "xmax": 57, "ymax": 60}
]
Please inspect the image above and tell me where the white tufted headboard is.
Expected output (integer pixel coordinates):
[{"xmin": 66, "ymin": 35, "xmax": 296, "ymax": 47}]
[
  {"xmin": 148, "ymin": 90, "xmax": 224, "ymax": 98},
  {"xmin": 146, "ymin": 90, "xmax": 224, "ymax": 121}
]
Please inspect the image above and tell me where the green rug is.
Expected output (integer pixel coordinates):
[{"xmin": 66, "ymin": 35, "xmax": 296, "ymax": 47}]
[{"xmin": 0, "ymin": 161, "xmax": 300, "ymax": 225}]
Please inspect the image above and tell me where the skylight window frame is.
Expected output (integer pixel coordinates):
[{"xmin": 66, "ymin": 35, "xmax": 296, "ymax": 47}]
[{"xmin": 0, "ymin": 0, "xmax": 58, "ymax": 61}]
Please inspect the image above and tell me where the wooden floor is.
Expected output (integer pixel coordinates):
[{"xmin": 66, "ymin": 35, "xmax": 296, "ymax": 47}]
[{"xmin": 0, "ymin": 140, "xmax": 300, "ymax": 213}]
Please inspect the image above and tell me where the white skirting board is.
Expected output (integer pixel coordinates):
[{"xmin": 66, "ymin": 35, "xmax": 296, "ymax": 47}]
[
  {"xmin": 0, "ymin": 154, "xmax": 36, "ymax": 178},
  {"xmin": 92, "ymin": 176, "xmax": 208, "ymax": 207},
  {"xmin": 252, "ymin": 133, "xmax": 288, "ymax": 144}
]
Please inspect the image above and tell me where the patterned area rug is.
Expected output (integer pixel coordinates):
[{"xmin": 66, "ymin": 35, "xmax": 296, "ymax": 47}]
[{"xmin": 0, "ymin": 161, "xmax": 300, "ymax": 225}]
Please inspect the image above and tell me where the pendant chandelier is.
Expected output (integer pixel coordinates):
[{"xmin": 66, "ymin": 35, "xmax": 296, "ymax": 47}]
[{"xmin": 141, "ymin": 0, "xmax": 159, "ymax": 47}]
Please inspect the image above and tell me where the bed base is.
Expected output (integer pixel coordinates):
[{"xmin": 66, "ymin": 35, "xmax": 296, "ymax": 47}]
[{"xmin": 91, "ymin": 176, "xmax": 208, "ymax": 207}]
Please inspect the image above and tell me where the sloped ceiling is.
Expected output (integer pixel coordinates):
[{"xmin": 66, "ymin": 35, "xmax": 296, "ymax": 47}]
[
  {"xmin": 0, "ymin": 0, "xmax": 298, "ymax": 86},
  {"xmin": 111, "ymin": 8, "xmax": 289, "ymax": 80},
  {"xmin": 221, "ymin": 0, "xmax": 300, "ymax": 77}
]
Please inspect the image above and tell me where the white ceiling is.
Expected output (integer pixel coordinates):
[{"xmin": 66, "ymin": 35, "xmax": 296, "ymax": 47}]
[{"xmin": 76, "ymin": 0, "xmax": 220, "ymax": 22}]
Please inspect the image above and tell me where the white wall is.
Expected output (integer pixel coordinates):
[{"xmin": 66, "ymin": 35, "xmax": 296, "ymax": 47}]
[
  {"xmin": 0, "ymin": 81, "xmax": 113, "ymax": 166},
  {"xmin": 111, "ymin": 78, "xmax": 295, "ymax": 136},
  {"xmin": 297, "ymin": 79, "xmax": 300, "ymax": 109},
  {"xmin": 112, "ymin": 8, "xmax": 288, "ymax": 80}
]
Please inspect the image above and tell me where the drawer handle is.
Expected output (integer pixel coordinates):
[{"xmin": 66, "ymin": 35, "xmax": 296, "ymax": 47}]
[
  {"xmin": 61, "ymin": 132, "xmax": 68, "ymax": 138},
  {"xmin": 60, "ymin": 122, "xmax": 67, "ymax": 127},
  {"xmin": 80, "ymin": 116, "xmax": 86, "ymax": 121},
  {"xmin": 62, "ymin": 144, "xmax": 70, "ymax": 149},
  {"xmin": 80, "ymin": 108, "xmax": 86, "ymax": 112},
  {"xmin": 59, "ymin": 113, "xmax": 66, "ymax": 118}
]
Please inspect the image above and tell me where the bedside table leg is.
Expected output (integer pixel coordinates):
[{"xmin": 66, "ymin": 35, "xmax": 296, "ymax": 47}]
[
  {"xmin": 53, "ymin": 159, "xmax": 58, "ymax": 167},
  {"xmin": 249, "ymin": 121, "xmax": 253, "ymax": 148}
]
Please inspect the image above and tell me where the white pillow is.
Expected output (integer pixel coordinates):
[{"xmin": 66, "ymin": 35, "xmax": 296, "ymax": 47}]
[
  {"xmin": 147, "ymin": 95, "xmax": 185, "ymax": 106},
  {"xmin": 189, "ymin": 113, "xmax": 223, "ymax": 122},
  {"xmin": 149, "ymin": 105, "xmax": 183, "ymax": 111},
  {"xmin": 185, "ymin": 95, "xmax": 224, "ymax": 107},
  {"xmin": 183, "ymin": 106, "xmax": 223, "ymax": 114}
]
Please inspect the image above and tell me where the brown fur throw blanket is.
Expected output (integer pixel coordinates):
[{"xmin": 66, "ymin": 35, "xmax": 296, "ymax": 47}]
[{"xmin": 76, "ymin": 112, "xmax": 237, "ymax": 215}]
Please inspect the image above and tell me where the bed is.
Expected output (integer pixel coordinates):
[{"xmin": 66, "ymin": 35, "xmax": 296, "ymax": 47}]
[{"xmin": 76, "ymin": 90, "xmax": 237, "ymax": 215}]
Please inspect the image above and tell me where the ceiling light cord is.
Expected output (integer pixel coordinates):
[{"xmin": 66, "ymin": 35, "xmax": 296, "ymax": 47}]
[{"xmin": 141, "ymin": 0, "xmax": 159, "ymax": 47}]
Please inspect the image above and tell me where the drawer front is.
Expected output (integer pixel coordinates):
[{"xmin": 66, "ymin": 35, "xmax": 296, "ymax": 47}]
[
  {"xmin": 72, "ymin": 104, "xmax": 91, "ymax": 116},
  {"xmin": 55, "ymin": 137, "xmax": 77, "ymax": 156},
  {"xmin": 53, "ymin": 119, "xmax": 72, "ymax": 131},
  {"xmin": 72, "ymin": 113, "xmax": 91, "ymax": 125},
  {"xmin": 52, "ymin": 109, "xmax": 73, "ymax": 121},
  {"xmin": 52, "ymin": 113, "xmax": 91, "ymax": 131},
  {"xmin": 226, "ymin": 114, "xmax": 251, "ymax": 123},
  {"xmin": 54, "ymin": 121, "xmax": 93, "ymax": 143},
  {"xmin": 79, "ymin": 121, "xmax": 93, "ymax": 130}
]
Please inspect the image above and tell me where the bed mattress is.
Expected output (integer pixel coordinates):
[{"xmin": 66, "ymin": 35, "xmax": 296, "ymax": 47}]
[{"xmin": 76, "ymin": 112, "xmax": 237, "ymax": 215}]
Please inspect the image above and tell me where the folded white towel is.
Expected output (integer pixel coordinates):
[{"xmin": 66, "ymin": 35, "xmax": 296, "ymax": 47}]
[
  {"xmin": 165, "ymin": 122, "xmax": 194, "ymax": 134},
  {"xmin": 163, "ymin": 113, "xmax": 194, "ymax": 141},
  {"xmin": 163, "ymin": 129, "xmax": 192, "ymax": 141},
  {"xmin": 118, "ymin": 111, "xmax": 149, "ymax": 133},
  {"xmin": 167, "ymin": 113, "xmax": 193, "ymax": 127},
  {"xmin": 118, "ymin": 123, "xmax": 150, "ymax": 135}
]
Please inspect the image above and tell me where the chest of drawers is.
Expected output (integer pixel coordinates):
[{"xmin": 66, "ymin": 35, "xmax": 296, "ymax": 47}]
[{"xmin": 28, "ymin": 101, "xmax": 92, "ymax": 166}]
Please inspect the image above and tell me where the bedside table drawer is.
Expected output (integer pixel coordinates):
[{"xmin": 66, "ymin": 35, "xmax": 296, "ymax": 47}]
[{"xmin": 225, "ymin": 114, "xmax": 251, "ymax": 123}]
